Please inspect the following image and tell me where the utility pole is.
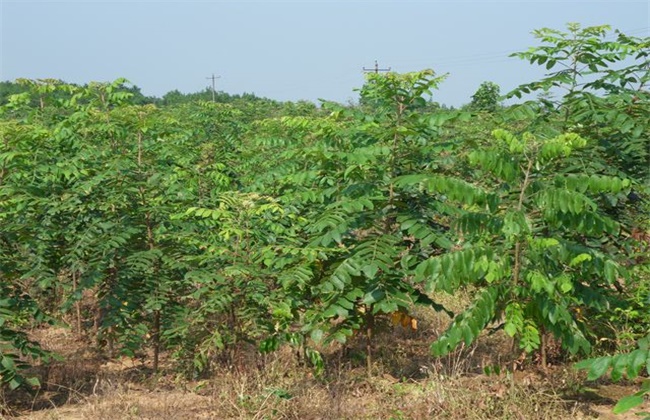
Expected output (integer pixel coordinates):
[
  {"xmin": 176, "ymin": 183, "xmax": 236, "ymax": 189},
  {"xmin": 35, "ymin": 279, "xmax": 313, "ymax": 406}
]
[
  {"xmin": 363, "ymin": 60, "xmax": 391, "ymax": 74},
  {"xmin": 206, "ymin": 73, "xmax": 221, "ymax": 102}
]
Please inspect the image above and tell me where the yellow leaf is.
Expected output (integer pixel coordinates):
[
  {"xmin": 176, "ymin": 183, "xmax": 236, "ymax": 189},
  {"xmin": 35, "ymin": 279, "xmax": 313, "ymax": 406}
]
[
  {"xmin": 391, "ymin": 311, "xmax": 418, "ymax": 331},
  {"xmin": 391, "ymin": 311, "xmax": 402, "ymax": 325},
  {"xmin": 401, "ymin": 314, "xmax": 411, "ymax": 328}
]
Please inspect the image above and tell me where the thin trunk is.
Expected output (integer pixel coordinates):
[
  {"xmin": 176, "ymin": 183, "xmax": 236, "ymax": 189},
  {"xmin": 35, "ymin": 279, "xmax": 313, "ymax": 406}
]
[
  {"xmin": 512, "ymin": 158, "xmax": 534, "ymax": 286},
  {"xmin": 137, "ymin": 131, "xmax": 143, "ymax": 167},
  {"xmin": 138, "ymin": 123, "xmax": 162, "ymax": 374},
  {"xmin": 385, "ymin": 101, "xmax": 405, "ymax": 233},
  {"xmin": 145, "ymin": 210, "xmax": 161, "ymax": 373},
  {"xmin": 97, "ymin": 265, "xmax": 117, "ymax": 354},
  {"xmin": 563, "ymin": 50, "xmax": 580, "ymax": 128},
  {"xmin": 540, "ymin": 328, "xmax": 547, "ymax": 371},
  {"xmin": 152, "ymin": 310, "xmax": 160, "ymax": 373},
  {"xmin": 0, "ymin": 133, "xmax": 7, "ymax": 186},
  {"xmin": 73, "ymin": 271, "xmax": 82, "ymax": 337},
  {"xmin": 365, "ymin": 306, "xmax": 375, "ymax": 377},
  {"xmin": 229, "ymin": 304, "xmax": 238, "ymax": 369}
]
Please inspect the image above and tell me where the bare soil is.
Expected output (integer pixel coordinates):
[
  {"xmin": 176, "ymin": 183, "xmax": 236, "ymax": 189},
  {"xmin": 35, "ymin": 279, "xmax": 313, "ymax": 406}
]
[{"xmin": 2, "ymin": 321, "xmax": 648, "ymax": 419}]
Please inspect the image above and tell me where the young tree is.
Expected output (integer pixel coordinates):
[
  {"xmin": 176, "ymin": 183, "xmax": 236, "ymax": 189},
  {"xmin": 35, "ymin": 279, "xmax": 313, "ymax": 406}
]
[{"xmin": 469, "ymin": 81, "xmax": 501, "ymax": 112}]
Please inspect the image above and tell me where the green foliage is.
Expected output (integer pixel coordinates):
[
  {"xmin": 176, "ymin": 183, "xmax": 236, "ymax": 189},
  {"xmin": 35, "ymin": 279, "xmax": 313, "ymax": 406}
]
[
  {"xmin": 507, "ymin": 23, "xmax": 650, "ymax": 186},
  {"xmin": 406, "ymin": 128, "xmax": 630, "ymax": 358},
  {"xmin": 468, "ymin": 81, "xmax": 501, "ymax": 112},
  {"xmin": 506, "ymin": 24, "xmax": 649, "ymax": 414},
  {"xmin": 0, "ymin": 289, "xmax": 53, "ymax": 390},
  {"xmin": 575, "ymin": 336, "xmax": 650, "ymax": 414},
  {"xmin": 277, "ymin": 70, "xmax": 458, "ymax": 351},
  {"xmin": 0, "ymin": 24, "xmax": 647, "ymax": 394}
]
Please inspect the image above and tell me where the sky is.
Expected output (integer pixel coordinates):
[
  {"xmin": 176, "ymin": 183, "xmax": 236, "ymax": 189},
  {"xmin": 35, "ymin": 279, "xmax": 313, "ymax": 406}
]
[{"xmin": 1, "ymin": 0, "xmax": 648, "ymax": 107}]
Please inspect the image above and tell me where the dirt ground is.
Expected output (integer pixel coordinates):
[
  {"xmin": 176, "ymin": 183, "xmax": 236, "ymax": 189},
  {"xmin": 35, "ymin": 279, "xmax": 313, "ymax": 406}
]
[{"xmin": 2, "ymin": 326, "xmax": 648, "ymax": 420}]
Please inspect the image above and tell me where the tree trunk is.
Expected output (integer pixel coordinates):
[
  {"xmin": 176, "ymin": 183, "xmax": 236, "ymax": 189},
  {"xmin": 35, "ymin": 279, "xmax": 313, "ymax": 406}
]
[
  {"xmin": 365, "ymin": 306, "xmax": 375, "ymax": 378},
  {"xmin": 152, "ymin": 309, "xmax": 161, "ymax": 373}
]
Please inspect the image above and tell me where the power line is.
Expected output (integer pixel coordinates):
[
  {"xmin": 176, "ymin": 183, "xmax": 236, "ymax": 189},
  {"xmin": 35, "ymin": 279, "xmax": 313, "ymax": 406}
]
[
  {"xmin": 206, "ymin": 73, "xmax": 221, "ymax": 102},
  {"xmin": 363, "ymin": 60, "xmax": 391, "ymax": 74}
]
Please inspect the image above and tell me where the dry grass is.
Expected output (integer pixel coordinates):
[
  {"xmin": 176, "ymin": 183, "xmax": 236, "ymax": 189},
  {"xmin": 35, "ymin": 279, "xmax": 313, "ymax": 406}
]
[
  {"xmin": 3, "ymin": 306, "xmax": 649, "ymax": 419},
  {"xmin": 6, "ymin": 361, "xmax": 608, "ymax": 420}
]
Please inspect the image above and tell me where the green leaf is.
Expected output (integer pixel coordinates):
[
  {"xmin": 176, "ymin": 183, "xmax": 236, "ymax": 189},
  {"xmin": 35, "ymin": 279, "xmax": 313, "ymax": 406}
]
[
  {"xmin": 1, "ymin": 355, "xmax": 16, "ymax": 371},
  {"xmin": 557, "ymin": 275, "xmax": 573, "ymax": 294},
  {"xmin": 639, "ymin": 336, "xmax": 649, "ymax": 351},
  {"xmin": 610, "ymin": 353, "xmax": 628, "ymax": 381},
  {"xmin": 9, "ymin": 378, "xmax": 21, "ymax": 390},
  {"xmin": 569, "ymin": 253, "xmax": 592, "ymax": 267},
  {"xmin": 310, "ymin": 329, "xmax": 324, "ymax": 344},
  {"xmin": 362, "ymin": 289, "xmax": 385, "ymax": 305},
  {"xmin": 587, "ymin": 356, "xmax": 612, "ymax": 380},
  {"xmin": 612, "ymin": 394, "xmax": 645, "ymax": 414},
  {"xmin": 331, "ymin": 229, "xmax": 342, "ymax": 244},
  {"xmin": 603, "ymin": 260, "xmax": 619, "ymax": 283},
  {"xmin": 521, "ymin": 324, "xmax": 541, "ymax": 352},
  {"xmin": 25, "ymin": 376, "xmax": 41, "ymax": 387},
  {"xmin": 322, "ymin": 304, "xmax": 347, "ymax": 319},
  {"xmin": 627, "ymin": 349, "xmax": 647, "ymax": 380},
  {"xmin": 642, "ymin": 379, "xmax": 650, "ymax": 392},
  {"xmin": 504, "ymin": 302, "xmax": 523, "ymax": 337},
  {"xmin": 362, "ymin": 264, "xmax": 379, "ymax": 279},
  {"xmin": 574, "ymin": 358, "xmax": 594, "ymax": 371}
]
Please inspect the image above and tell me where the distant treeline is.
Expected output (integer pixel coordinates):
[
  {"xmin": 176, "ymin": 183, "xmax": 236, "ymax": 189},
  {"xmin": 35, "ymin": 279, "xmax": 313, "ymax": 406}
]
[
  {"xmin": 0, "ymin": 79, "xmax": 461, "ymax": 112},
  {"xmin": 0, "ymin": 79, "xmax": 325, "ymax": 123},
  {"xmin": 0, "ymin": 79, "xmax": 312, "ymax": 108}
]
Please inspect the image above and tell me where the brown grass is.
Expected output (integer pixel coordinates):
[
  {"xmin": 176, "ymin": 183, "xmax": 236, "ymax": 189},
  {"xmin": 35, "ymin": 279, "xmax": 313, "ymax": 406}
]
[{"xmin": 3, "ymin": 305, "xmax": 648, "ymax": 420}]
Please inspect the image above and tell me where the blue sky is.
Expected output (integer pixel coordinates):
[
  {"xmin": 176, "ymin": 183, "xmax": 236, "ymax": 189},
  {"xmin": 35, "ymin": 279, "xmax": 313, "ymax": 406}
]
[{"xmin": 1, "ymin": 1, "xmax": 648, "ymax": 106}]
